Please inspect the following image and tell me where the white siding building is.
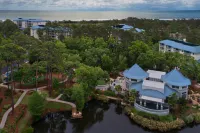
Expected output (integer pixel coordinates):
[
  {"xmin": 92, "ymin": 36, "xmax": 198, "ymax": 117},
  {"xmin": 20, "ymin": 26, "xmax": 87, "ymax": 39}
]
[
  {"xmin": 159, "ymin": 39, "xmax": 200, "ymax": 60},
  {"xmin": 13, "ymin": 18, "xmax": 46, "ymax": 29},
  {"xmin": 30, "ymin": 25, "xmax": 72, "ymax": 40}
]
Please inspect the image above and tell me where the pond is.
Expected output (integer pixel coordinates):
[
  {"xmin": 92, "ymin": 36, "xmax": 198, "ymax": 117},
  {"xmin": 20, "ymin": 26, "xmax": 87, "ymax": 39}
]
[{"xmin": 32, "ymin": 100, "xmax": 200, "ymax": 133}]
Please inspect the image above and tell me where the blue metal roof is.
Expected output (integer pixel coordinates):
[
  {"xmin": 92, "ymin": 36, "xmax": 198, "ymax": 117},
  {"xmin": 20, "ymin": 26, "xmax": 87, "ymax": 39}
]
[
  {"xmin": 123, "ymin": 64, "xmax": 149, "ymax": 80},
  {"xmin": 112, "ymin": 24, "xmax": 133, "ymax": 31},
  {"xmin": 160, "ymin": 40, "xmax": 200, "ymax": 53},
  {"xmin": 135, "ymin": 28, "xmax": 145, "ymax": 33},
  {"xmin": 31, "ymin": 25, "xmax": 45, "ymax": 30},
  {"xmin": 121, "ymin": 24, "xmax": 133, "ymax": 30},
  {"xmin": 161, "ymin": 69, "xmax": 191, "ymax": 86},
  {"xmin": 13, "ymin": 18, "xmax": 46, "ymax": 22},
  {"xmin": 131, "ymin": 82, "xmax": 177, "ymax": 99}
]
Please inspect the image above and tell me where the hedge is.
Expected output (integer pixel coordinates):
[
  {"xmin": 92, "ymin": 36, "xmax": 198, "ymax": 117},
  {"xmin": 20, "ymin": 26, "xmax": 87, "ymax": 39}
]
[{"xmin": 125, "ymin": 107, "xmax": 185, "ymax": 132}]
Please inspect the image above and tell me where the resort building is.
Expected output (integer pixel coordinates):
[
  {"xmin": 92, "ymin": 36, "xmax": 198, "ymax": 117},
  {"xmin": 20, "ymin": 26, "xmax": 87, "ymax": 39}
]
[
  {"xmin": 13, "ymin": 18, "xmax": 47, "ymax": 29},
  {"xmin": 123, "ymin": 64, "xmax": 191, "ymax": 116},
  {"xmin": 30, "ymin": 25, "xmax": 72, "ymax": 40},
  {"xmin": 159, "ymin": 39, "xmax": 200, "ymax": 60},
  {"xmin": 112, "ymin": 24, "xmax": 134, "ymax": 31}
]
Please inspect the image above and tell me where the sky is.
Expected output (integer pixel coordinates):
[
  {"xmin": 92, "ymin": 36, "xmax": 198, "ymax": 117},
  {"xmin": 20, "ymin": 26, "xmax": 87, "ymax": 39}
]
[{"xmin": 0, "ymin": 0, "xmax": 200, "ymax": 10}]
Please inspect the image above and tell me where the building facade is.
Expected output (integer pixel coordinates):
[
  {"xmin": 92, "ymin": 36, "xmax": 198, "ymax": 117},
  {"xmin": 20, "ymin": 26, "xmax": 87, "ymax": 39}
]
[
  {"xmin": 159, "ymin": 39, "xmax": 200, "ymax": 60},
  {"xmin": 123, "ymin": 64, "xmax": 191, "ymax": 116},
  {"xmin": 13, "ymin": 18, "xmax": 46, "ymax": 29},
  {"xmin": 30, "ymin": 25, "xmax": 72, "ymax": 40}
]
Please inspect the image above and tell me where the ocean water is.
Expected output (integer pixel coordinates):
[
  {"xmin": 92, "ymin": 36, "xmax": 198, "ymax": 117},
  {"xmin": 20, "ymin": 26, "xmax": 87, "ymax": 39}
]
[{"xmin": 0, "ymin": 10, "xmax": 200, "ymax": 21}]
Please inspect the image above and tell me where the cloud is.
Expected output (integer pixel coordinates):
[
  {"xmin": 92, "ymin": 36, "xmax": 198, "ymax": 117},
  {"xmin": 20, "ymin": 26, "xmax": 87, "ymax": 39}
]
[{"xmin": 0, "ymin": 0, "xmax": 199, "ymax": 10}]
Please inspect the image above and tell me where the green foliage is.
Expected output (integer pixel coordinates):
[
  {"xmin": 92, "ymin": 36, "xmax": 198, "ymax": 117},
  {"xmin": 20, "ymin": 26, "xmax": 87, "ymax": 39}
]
[
  {"xmin": 4, "ymin": 89, "xmax": 12, "ymax": 97},
  {"xmin": 21, "ymin": 127, "xmax": 34, "ymax": 133},
  {"xmin": 62, "ymin": 88, "xmax": 73, "ymax": 101},
  {"xmin": 1, "ymin": 19, "xmax": 19, "ymax": 37},
  {"xmin": 28, "ymin": 92, "xmax": 46, "ymax": 120},
  {"xmin": 184, "ymin": 115, "xmax": 194, "ymax": 124},
  {"xmin": 104, "ymin": 90, "xmax": 116, "ymax": 97},
  {"xmin": 71, "ymin": 84, "xmax": 85, "ymax": 111},
  {"xmin": 53, "ymin": 78, "xmax": 60, "ymax": 89},
  {"xmin": 0, "ymin": 129, "xmax": 7, "ymax": 133},
  {"xmin": 96, "ymin": 95, "xmax": 109, "ymax": 103},
  {"xmin": 75, "ymin": 65, "xmax": 108, "ymax": 98},
  {"xmin": 168, "ymin": 93, "xmax": 178, "ymax": 110}
]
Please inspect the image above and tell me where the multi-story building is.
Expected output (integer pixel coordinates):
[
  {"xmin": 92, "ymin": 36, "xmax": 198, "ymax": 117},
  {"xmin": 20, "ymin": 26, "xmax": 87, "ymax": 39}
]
[
  {"xmin": 159, "ymin": 39, "xmax": 200, "ymax": 60},
  {"xmin": 123, "ymin": 64, "xmax": 191, "ymax": 116},
  {"xmin": 30, "ymin": 25, "xmax": 72, "ymax": 40},
  {"xmin": 13, "ymin": 18, "xmax": 46, "ymax": 29}
]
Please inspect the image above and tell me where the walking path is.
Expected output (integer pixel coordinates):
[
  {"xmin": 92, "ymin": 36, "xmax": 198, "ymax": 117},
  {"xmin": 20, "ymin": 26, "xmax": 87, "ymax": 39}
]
[
  {"xmin": 55, "ymin": 94, "xmax": 63, "ymax": 100},
  {"xmin": 106, "ymin": 96, "xmax": 122, "ymax": 101},
  {"xmin": 0, "ymin": 78, "xmax": 80, "ymax": 129},
  {"xmin": 0, "ymin": 90, "xmax": 28, "ymax": 129}
]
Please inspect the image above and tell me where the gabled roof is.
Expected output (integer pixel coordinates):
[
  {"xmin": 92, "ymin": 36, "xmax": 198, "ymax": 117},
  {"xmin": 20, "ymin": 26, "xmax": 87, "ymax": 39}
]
[
  {"xmin": 135, "ymin": 28, "xmax": 145, "ymax": 33},
  {"xmin": 131, "ymin": 82, "xmax": 177, "ymax": 99},
  {"xmin": 159, "ymin": 39, "xmax": 200, "ymax": 53},
  {"xmin": 161, "ymin": 69, "xmax": 191, "ymax": 86},
  {"xmin": 123, "ymin": 64, "xmax": 149, "ymax": 80}
]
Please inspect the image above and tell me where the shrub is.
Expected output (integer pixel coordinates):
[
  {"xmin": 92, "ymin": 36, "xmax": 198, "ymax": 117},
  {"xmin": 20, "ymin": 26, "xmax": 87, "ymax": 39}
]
[
  {"xmin": 194, "ymin": 113, "xmax": 200, "ymax": 123},
  {"xmin": 0, "ymin": 129, "xmax": 7, "ymax": 133},
  {"xmin": 53, "ymin": 78, "xmax": 60, "ymax": 89},
  {"xmin": 96, "ymin": 95, "xmax": 109, "ymax": 103},
  {"xmin": 104, "ymin": 90, "xmax": 116, "ymax": 97},
  {"xmin": 4, "ymin": 89, "xmax": 12, "ymax": 97},
  {"xmin": 184, "ymin": 114, "xmax": 194, "ymax": 124},
  {"xmin": 22, "ymin": 127, "xmax": 34, "ymax": 133},
  {"xmin": 125, "ymin": 107, "xmax": 185, "ymax": 132},
  {"xmin": 28, "ymin": 92, "xmax": 46, "ymax": 120}
]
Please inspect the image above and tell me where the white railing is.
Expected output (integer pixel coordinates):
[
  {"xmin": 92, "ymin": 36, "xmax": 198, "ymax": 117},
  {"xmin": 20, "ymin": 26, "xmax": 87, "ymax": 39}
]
[{"xmin": 134, "ymin": 102, "xmax": 169, "ymax": 116}]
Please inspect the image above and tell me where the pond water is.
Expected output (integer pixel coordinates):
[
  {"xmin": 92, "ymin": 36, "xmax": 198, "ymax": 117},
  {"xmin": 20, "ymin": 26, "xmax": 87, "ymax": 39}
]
[{"xmin": 32, "ymin": 100, "xmax": 200, "ymax": 133}]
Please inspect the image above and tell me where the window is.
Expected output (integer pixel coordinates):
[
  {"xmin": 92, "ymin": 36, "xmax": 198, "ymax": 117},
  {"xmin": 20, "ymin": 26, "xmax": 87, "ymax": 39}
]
[
  {"xmin": 131, "ymin": 79, "xmax": 137, "ymax": 82},
  {"xmin": 172, "ymin": 85, "xmax": 179, "ymax": 89},
  {"xmin": 182, "ymin": 92, "xmax": 187, "ymax": 99},
  {"xmin": 126, "ymin": 82, "xmax": 129, "ymax": 89}
]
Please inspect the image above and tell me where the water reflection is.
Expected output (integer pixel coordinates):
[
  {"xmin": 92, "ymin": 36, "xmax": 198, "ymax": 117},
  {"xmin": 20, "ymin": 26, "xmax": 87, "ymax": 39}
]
[{"xmin": 33, "ymin": 100, "xmax": 200, "ymax": 133}]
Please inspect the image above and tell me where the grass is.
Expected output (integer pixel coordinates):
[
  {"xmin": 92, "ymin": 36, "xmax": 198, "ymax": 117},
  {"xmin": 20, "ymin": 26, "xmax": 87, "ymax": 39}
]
[{"xmin": 45, "ymin": 102, "xmax": 72, "ymax": 110}]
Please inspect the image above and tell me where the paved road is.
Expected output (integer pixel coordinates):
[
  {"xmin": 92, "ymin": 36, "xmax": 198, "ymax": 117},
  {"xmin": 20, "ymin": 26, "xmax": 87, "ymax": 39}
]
[{"xmin": 0, "ymin": 90, "xmax": 28, "ymax": 129}]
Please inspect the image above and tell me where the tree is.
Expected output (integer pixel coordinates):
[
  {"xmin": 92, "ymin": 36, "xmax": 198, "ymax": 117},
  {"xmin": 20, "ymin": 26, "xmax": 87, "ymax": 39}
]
[
  {"xmin": 75, "ymin": 65, "xmax": 109, "ymax": 99},
  {"xmin": 71, "ymin": 84, "xmax": 85, "ymax": 111},
  {"xmin": 128, "ymin": 89, "xmax": 137, "ymax": 104},
  {"xmin": 128, "ymin": 40, "xmax": 150, "ymax": 65},
  {"xmin": 101, "ymin": 54, "xmax": 113, "ymax": 72},
  {"xmin": 28, "ymin": 92, "xmax": 46, "ymax": 120},
  {"xmin": 1, "ymin": 19, "xmax": 19, "ymax": 37},
  {"xmin": 0, "ymin": 43, "xmax": 26, "ymax": 114},
  {"xmin": 167, "ymin": 93, "xmax": 178, "ymax": 111},
  {"xmin": 115, "ymin": 85, "xmax": 122, "ymax": 94}
]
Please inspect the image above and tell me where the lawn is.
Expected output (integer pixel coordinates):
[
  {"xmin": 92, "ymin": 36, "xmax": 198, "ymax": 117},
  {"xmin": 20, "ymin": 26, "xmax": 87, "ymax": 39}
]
[{"xmin": 45, "ymin": 102, "xmax": 72, "ymax": 110}]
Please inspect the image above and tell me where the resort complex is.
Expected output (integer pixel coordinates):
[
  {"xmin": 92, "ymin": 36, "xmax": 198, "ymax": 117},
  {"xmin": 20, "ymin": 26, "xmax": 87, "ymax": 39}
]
[
  {"xmin": 159, "ymin": 39, "xmax": 200, "ymax": 60},
  {"xmin": 30, "ymin": 25, "xmax": 72, "ymax": 39},
  {"xmin": 1, "ymin": 16, "xmax": 200, "ymax": 133},
  {"xmin": 124, "ymin": 64, "xmax": 191, "ymax": 115},
  {"xmin": 13, "ymin": 18, "xmax": 47, "ymax": 29}
]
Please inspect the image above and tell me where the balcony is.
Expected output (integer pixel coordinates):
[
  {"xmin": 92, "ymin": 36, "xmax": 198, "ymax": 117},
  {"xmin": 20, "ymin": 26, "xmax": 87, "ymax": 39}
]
[{"xmin": 134, "ymin": 99, "xmax": 169, "ymax": 116}]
